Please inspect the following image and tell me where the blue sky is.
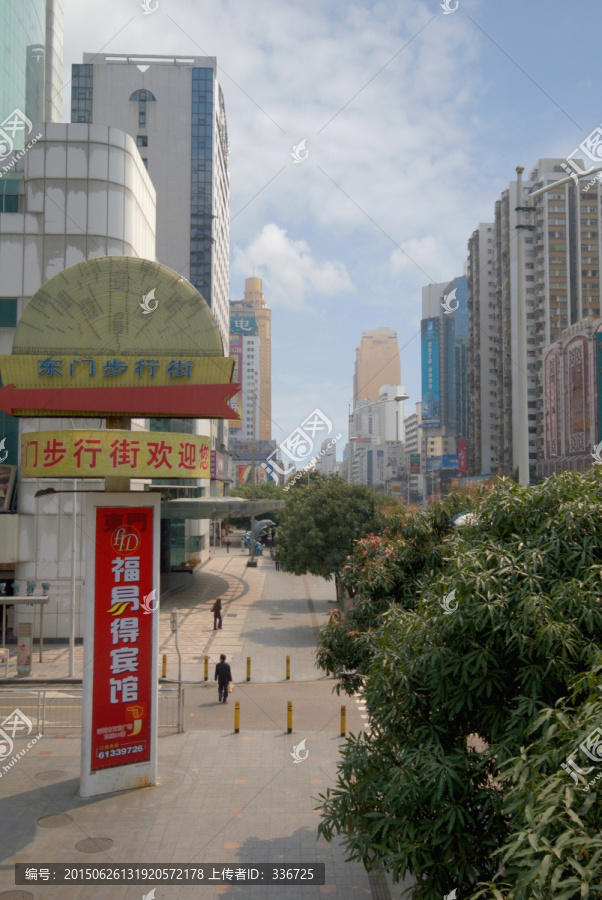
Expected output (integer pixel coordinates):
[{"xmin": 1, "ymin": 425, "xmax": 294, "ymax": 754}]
[{"xmin": 63, "ymin": 0, "xmax": 600, "ymax": 456}]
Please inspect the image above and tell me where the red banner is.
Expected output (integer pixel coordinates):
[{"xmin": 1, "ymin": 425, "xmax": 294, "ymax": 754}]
[
  {"xmin": 458, "ymin": 438, "xmax": 467, "ymax": 476},
  {"xmin": 91, "ymin": 507, "xmax": 154, "ymax": 771}
]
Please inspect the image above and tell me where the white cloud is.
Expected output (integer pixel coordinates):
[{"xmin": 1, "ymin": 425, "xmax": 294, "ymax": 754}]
[{"xmin": 232, "ymin": 223, "xmax": 354, "ymax": 309}]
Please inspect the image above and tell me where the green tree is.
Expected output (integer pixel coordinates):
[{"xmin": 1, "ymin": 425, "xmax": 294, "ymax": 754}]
[
  {"xmin": 317, "ymin": 471, "xmax": 602, "ymax": 899},
  {"xmin": 275, "ymin": 474, "xmax": 384, "ymax": 594}
]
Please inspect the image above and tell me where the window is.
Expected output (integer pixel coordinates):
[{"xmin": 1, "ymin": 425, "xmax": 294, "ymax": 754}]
[
  {"xmin": 0, "ymin": 299, "xmax": 18, "ymax": 327},
  {"xmin": 137, "ymin": 135, "xmax": 148, "ymax": 147}
]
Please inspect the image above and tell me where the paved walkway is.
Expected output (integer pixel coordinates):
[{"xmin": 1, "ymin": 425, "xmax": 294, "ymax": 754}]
[
  {"xmin": 0, "ymin": 545, "xmax": 336, "ymax": 686},
  {"xmin": 0, "ymin": 545, "xmax": 415, "ymax": 898}
]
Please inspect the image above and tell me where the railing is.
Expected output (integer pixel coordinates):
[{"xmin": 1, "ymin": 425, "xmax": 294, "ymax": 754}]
[{"xmin": 0, "ymin": 688, "xmax": 183, "ymax": 735}]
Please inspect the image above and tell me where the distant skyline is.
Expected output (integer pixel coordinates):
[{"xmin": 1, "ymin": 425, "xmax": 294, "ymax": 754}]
[{"xmin": 60, "ymin": 0, "xmax": 602, "ymax": 455}]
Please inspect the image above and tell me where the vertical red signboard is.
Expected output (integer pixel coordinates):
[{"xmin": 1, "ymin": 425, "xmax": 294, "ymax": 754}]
[
  {"xmin": 91, "ymin": 507, "xmax": 154, "ymax": 771},
  {"xmin": 458, "ymin": 438, "xmax": 467, "ymax": 476}
]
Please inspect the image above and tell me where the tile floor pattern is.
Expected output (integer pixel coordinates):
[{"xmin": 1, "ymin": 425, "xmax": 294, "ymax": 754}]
[{"xmin": 0, "ymin": 730, "xmax": 375, "ymax": 899}]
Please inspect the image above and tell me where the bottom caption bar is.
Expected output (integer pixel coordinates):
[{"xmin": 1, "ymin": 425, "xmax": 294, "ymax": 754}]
[{"xmin": 16, "ymin": 864, "xmax": 326, "ymax": 885}]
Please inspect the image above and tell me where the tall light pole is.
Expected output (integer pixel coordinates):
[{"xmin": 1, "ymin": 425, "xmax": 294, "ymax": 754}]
[
  {"xmin": 247, "ymin": 387, "xmax": 257, "ymax": 567},
  {"xmin": 515, "ymin": 161, "xmax": 602, "ymax": 486}
]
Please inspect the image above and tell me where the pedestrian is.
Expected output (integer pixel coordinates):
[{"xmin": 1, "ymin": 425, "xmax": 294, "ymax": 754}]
[
  {"xmin": 211, "ymin": 597, "xmax": 223, "ymax": 630},
  {"xmin": 214, "ymin": 653, "xmax": 232, "ymax": 703},
  {"xmin": 225, "ymin": 538, "xmax": 231, "ymax": 554}
]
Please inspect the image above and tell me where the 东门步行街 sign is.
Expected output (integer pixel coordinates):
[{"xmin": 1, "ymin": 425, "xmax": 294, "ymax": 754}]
[{"xmin": 21, "ymin": 430, "xmax": 210, "ymax": 479}]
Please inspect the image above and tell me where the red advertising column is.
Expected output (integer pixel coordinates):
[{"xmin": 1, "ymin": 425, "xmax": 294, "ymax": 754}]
[{"xmin": 81, "ymin": 493, "xmax": 160, "ymax": 798}]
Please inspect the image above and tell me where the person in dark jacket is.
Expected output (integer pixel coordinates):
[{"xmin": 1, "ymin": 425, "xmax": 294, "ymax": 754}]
[
  {"xmin": 212, "ymin": 597, "xmax": 222, "ymax": 630},
  {"xmin": 214, "ymin": 654, "xmax": 232, "ymax": 703}
]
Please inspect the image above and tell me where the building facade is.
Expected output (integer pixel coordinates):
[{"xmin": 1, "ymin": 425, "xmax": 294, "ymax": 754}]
[
  {"xmin": 71, "ymin": 53, "xmax": 230, "ymax": 350},
  {"xmin": 540, "ymin": 316, "xmax": 602, "ymax": 476},
  {"xmin": 0, "ymin": 0, "xmax": 63, "ymax": 127},
  {"xmin": 420, "ymin": 277, "xmax": 468, "ymax": 493},
  {"xmin": 353, "ymin": 328, "xmax": 401, "ymax": 406},
  {"xmin": 466, "ymin": 223, "xmax": 496, "ymax": 476},
  {"xmin": 229, "ymin": 276, "xmax": 272, "ymax": 443},
  {"xmin": 0, "ymin": 124, "xmax": 157, "ymax": 640}
]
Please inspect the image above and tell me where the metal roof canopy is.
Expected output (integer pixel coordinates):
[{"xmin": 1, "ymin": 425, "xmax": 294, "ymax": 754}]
[{"xmin": 160, "ymin": 497, "xmax": 284, "ymax": 520}]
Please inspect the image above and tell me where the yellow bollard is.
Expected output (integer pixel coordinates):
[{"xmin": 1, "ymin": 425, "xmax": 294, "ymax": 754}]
[
  {"xmin": 340, "ymin": 705, "xmax": 346, "ymax": 737},
  {"xmin": 234, "ymin": 701, "xmax": 240, "ymax": 734},
  {"xmin": 162, "ymin": 654, "xmax": 167, "ymax": 678},
  {"xmin": 286, "ymin": 655, "xmax": 290, "ymax": 681},
  {"xmin": 204, "ymin": 656, "xmax": 209, "ymax": 682},
  {"xmin": 246, "ymin": 657, "xmax": 251, "ymax": 682},
  {"xmin": 287, "ymin": 701, "xmax": 293, "ymax": 734}
]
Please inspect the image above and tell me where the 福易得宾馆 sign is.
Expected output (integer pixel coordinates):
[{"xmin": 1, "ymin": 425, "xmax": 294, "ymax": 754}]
[
  {"xmin": 21, "ymin": 430, "xmax": 210, "ymax": 479},
  {"xmin": 91, "ymin": 506, "xmax": 154, "ymax": 771}
]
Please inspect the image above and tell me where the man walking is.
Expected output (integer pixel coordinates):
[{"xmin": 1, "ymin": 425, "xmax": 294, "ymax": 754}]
[
  {"xmin": 212, "ymin": 597, "xmax": 223, "ymax": 630},
  {"xmin": 215, "ymin": 653, "xmax": 232, "ymax": 703}
]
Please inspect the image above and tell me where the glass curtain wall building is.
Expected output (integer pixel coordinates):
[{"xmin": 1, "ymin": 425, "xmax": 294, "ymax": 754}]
[{"xmin": 0, "ymin": 0, "xmax": 63, "ymax": 127}]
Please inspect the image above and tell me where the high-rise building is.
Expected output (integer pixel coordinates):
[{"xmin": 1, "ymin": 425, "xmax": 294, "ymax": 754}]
[
  {"xmin": 404, "ymin": 401, "xmax": 423, "ymax": 501},
  {"xmin": 465, "ymin": 158, "xmax": 600, "ymax": 477},
  {"xmin": 315, "ymin": 438, "xmax": 337, "ymax": 475},
  {"xmin": 353, "ymin": 328, "xmax": 401, "ymax": 407},
  {"xmin": 420, "ymin": 277, "xmax": 468, "ymax": 494},
  {"xmin": 0, "ymin": 0, "xmax": 64, "ymax": 127},
  {"xmin": 229, "ymin": 314, "xmax": 259, "ymax": 442},
  {"xmin": 230, "ymin": 276, "xmax": 272, "ymax": 441},
  {"xmin": 466, "ymin": 224, "xmax": 496, "ymax": 476},
  {"xmin": 71, "ymin": 53, "xmax": 230, "ymax": 349},
  {"xmin": 71, "ymin": 53, "xmax": 232, "ymax": 554}
]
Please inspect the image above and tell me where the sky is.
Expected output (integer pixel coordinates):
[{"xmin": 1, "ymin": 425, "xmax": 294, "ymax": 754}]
[{"xmin": 62, "ymin": 0, "xmax": 601, "ymax": 457}]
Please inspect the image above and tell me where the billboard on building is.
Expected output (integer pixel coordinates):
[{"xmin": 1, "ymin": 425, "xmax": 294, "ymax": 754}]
[
  {"xmin": 408, "ymin": 453, "xmax": 421, "ymax": 474},
  {"xmin": 421, "ymin": 318, "xmax": 440, "ymax": 426},
  {"xmin": 21, "ymin": 430, "xmax": 210, "ymax": 479},
  {"xmin": 230, "ymin": 316, "xmax": 258, "ymax": 335}
]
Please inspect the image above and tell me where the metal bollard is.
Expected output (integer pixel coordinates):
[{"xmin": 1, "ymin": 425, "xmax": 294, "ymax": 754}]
[
  {"xmin": 287, "ymin": 701, "xmax": 293, "ymax": 734},
  {"xmin": 246, "ymin": 657, "xmax": 251, "ymax": 682},
  {"xmin": 204, "ymin": 656, "xmax": 209, "ymax": 682},
  {"xmin": 286, "ymin": 655, "xmax": 290, "ymax": 681},
  {"xmin": 234, "ymin": 701, "xmax": 240, "ymax": 734},
  {"xmin": 162, "ymin": 654, "xmax": 167, "ymax": 678},
  {"xmin": 340, "ymin": 705, "xmax": 346, "ymax": 737}
]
